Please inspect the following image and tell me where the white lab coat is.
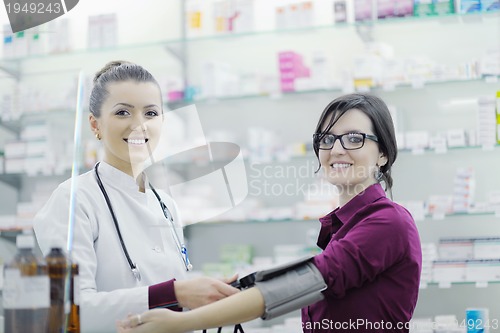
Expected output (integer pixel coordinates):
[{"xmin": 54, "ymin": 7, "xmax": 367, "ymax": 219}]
[{"xmin": 34, "ymin": 161, "xmax": 188, "ymax": 333}]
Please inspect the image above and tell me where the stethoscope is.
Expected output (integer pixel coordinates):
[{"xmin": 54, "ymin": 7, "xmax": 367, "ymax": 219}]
[{"xmin": 94, "ymin": 162, "xmax": 192, "ymax": 282}]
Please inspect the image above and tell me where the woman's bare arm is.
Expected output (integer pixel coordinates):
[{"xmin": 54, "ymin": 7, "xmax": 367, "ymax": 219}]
[{"xmin": 117, "ymin": 287, "xmax": 265, "ymax": 333}]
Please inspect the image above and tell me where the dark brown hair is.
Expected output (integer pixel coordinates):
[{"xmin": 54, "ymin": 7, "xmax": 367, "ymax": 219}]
[{"xmin": 89, "ymin": 60, "xmax": 161, "ymax": 117}]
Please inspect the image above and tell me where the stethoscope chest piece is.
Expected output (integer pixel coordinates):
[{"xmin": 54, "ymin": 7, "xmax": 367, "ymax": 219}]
[{"xmin": 132, "ymin": 264, "xmax": 141, "ymax": 282}]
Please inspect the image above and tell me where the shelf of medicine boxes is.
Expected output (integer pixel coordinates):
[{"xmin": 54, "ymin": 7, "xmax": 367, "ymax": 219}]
[
  {"xmin": 0, "ymin": 99, "xmax": 177, "ymax": 135},
  {"xmin": 0, "ymin": 167, "xmax": 73, "ymax": 189},
  {"xmin": 0, "ymin": 35, "xmax": 188, "ymax": 63},
  {"xmin": 0, "ymin": 108, "xmax": 76, "ymax": 134},
  {"xmin": 188, "ymin": 219, "xmax": 500, "ymax": 286},
  {"xmin": 184, "ymin": 13, "xmax": 491, "ymax": 109},
  {"xmin": 0, "ymin": 10, "xmax": 496, "ymax": 74},
  {"xmin": 0, "ymin": 108, "xmax": 89, "ymax": 187},
  {"xmin": 397, "ymin": 143, "xmax": 500, "ymax": 154},
  {"xmin": 158, "ymin": 143, "xmax": 500, "ymax": 170},
  {"xmin": 0, "ymin": 227, "xmax": 32, "ymax": 238},
  {"xmin": 0, "ymin": 11, "xmax": 495, "ymax": 116},
  {"xmin": 188, "ymin": 206, "xmax": 500, "ymax": 226},
  {"xmin": 190, "ymin": 207, "xmax": 499, "ymax": 226},
  {"xmin": 0, "ymin": 137, "xmax": 497, "ymax": 189},
  {"xmin": 421, "ymin": 280, "xmax": 500, "ymax": 289},
  {"xmin": 0, "ymin": 118, "xmax": 22, "ymax": 134},
  {"xmin": 168, "ymin": 10, "xmax": 498, "ymax": 106},
  {"xmin": 167, "ymin": 75, "xmax": 500, "ymax": 109},
  {"xmin": 0, "ymin": 10, "xmax": 495, "ymax": 64},
  {"xmin": 179, "ymin": 10, "xmax": 499, "ymax": 43}
]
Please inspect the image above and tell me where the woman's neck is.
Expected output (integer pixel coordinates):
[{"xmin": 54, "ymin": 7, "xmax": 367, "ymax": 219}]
[
  {"xmin": 137, "ymin": 173, "xmax": 146, "ymax": 193},
  {"xmin": 337, "ymin": 182, "xmax": 376, "ymax": 207}
]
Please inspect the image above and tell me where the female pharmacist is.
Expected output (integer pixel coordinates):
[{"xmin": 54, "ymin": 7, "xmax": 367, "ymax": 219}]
[
  {"xmin": 117, "ymin": 93, "xmax": 422, "ymax": 333},
  {"xmin": 33, "ymin": 61, "xmax": 238, "ymax": 333}
]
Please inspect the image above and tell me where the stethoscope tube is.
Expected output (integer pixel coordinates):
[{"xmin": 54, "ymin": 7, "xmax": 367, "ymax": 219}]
[
  {"xmin": 94, "ymin": 162, "xmax": 141, "ymax": 281},
  {"xmin": 94, "ymin": 162, "xmax": 192, "ymax": 282},
  {"xmin": 149, "ymin": 185, "xmax": 193, "ymax": 271}
]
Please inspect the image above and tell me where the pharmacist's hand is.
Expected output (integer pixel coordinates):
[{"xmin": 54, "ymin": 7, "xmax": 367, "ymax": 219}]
[
  {"xmin": 117, "ymin": 309, "xmax": 182, "ymax": 333},
  {"xmin": 174, "ymin": 275, "xmax": 239, "ymax": 309}
]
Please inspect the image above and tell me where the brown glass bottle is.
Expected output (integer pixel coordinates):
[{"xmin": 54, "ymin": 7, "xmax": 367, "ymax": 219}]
[
  {"xmin": 66, "ymin": 262, "xmax": 80, "ymax": 333},
  {"xmin": 3, "ymin": 234, "xmax": 50, "ymax": 333},
  {"xmin": 46, "ymin": 247, "xmax": 68, "ymax": 333}
]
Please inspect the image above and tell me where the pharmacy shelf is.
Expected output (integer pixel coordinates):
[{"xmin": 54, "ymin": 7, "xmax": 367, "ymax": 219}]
[
  {"xmin": 406, "ymin": 211, "xmax": 500, "ymax": 220},
  {"xmin": 415, "ymin": 281, "xmax": 500, "ymax": 321},
  {"xmin": 186, "ymin": 210, "xmax": 499, "ymax": 227},
  {"xmin": 0, "ymin": 108, "xmax": 77, "ymax": 135},
  {"xmin": 1, "ymin": 142, "xmax": 497, "ymax": 190},
  {"xmin": 0, "ymin": 173, "xmax": 21, "ymax": 188},
  {"xmin": 0, "ymin": 168, "xmax": 79, "ymax": 184},
  {"xmin": 0, "ymin": 228, "xmax": 28, "ymax": 237},
  {"xmin": 168, "ymin": 76, "xmax": 499, "ymax": 108},
  {"xmin": 185, "ymin": 218, "xmax": 315, "ymax": 227},
  {"xmin": 181, "ymin": 11, "xmax": 499, "ymax": 43},
  {"xmin": 0, "ymin": 100, "xmax": 181, "ymax": 135},
  {"xmin": 0, "ymin": 11, "xmax": 496, "ymax": 63},
  {"xmin": 399, "ymin": 144, "xmax": 500, "ymax": 154},
  {"xmin": 0, "ymin": 169, "xmax": 73, "ymax": 178},
  {"xmin": 0, "ymin": 39, "xmax": 184, "ymax": 63},
  {"xmin": 155, "ymin": 141, "xmax": 500, "ymax": 166},
  {"xmin": 422, "ymin": 280, "xmax": 500, "ymax": 288},
  {"xmin": 438, "ymin": 211, "xmax": 500, "ymax": 218},
  {"xmin": 0, "ymin": 118, "xmax": 21, "ymax": 134}
]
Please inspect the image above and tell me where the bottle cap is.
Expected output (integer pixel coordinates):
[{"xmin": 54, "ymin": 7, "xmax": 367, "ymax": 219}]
[{"xmin": 16, "ymin": 234, "xmax": 34, "ymax": 249}]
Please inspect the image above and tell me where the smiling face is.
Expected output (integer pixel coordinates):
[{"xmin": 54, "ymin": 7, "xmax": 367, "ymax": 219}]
[
  {"xmin": 318, "ymin": 108, "xmax": 387, "ymax": 205},
  {"xmin": 89, "ymin": 80, "xmax": 163, "ymax": 177}
]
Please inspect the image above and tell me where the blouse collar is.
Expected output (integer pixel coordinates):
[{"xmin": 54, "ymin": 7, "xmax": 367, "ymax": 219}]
[
  {"xmin": 96, "ymin": 161, "xmax": 148, "ymax": 199},
  {"xmin": 319, "ymin": 183, "xmax": 386, "ymax": 226}
]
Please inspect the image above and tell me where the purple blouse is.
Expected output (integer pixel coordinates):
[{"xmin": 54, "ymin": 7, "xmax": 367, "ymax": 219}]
[{"xmin": 302, "ymin": 183, "xmax": 422, "ymax": 332}]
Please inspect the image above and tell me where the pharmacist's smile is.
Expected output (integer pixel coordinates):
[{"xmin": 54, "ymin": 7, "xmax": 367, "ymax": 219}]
[{"xmin": 124, "ymin": 138, "xmax": 149, "ymax": 145}]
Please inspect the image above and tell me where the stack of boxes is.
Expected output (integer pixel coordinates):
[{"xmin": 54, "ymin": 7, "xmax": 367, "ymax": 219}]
[
  {"xmin": 277, "ymin": 51, "xmax": 310, "ymax": 92},
  {"xmin": 275, "ymin": 1, "xmax": 314, "ymax": 29},
  {"xmin": 433, "ymin": 237, "xmax": 500, "ymax": 283},
  {"xmin": 46, "ymin": 19, "xmax": 71, "ymax": 54},
  {"xmin": 202, "ymin": 244, "xmax": 254, "ymax": 278},
  {"xmin": 452, "ymin": 168, "xmax": 475, "ymax": 214},
  {"xmin": 461, "ymin": 0, "xmax": 500, "ymax": 12},
  {"xmin": 420, "ymin": 243, "xmax": 438, "ymax": 286},
  {"xmin": 477, "ymin": 96, "xmax": 497, "ymax": 147},
  {"xmin": 377, "ymin": 0, "xmax": 414, "ymax": 18},
  {"xmin": 414, "ymin": 0, "xmax": 455, "ymax": 16},
  {"xmin": 87, "ymin": 14, "xmax": 118, "ymax": 49},
  {"xmin": 482, "ymin": 0, "xmax": 500, "ymax": 11},
  {"xmin": 4, "ymin": 120, "xmax": 73, "ymax": 176},
  {"xmin": 186, "ymin": 0, "xmax": 203, "ymax": 36},
  {"xmin": 2, "ymin": 20, "xmax": 71, "ymax": 59},
  {"xmin": 213, "ymin": 0, "xmax": 254, "ymax": 34},
  {"xmin": 2, "ymin": 25, "xmax": 43, "ymax": 59},
  {"xmin": 433, "ymin": 0, "xmax": 456, "ymax": 14}
]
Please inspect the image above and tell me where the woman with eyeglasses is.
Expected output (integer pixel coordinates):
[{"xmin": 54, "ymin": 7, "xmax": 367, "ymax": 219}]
[
  {"xmin": 117, "ymin": 93, "xmax": 422, "ymax": 333},
  {"xmin": 33, "ymin": 61, "xmax": 239, "ymax": 333}
]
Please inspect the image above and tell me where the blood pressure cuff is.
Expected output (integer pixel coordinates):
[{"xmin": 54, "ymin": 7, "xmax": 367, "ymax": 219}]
[{"xmin": 254, "ymin": 256, "xmax": 327, "ymax": 321}]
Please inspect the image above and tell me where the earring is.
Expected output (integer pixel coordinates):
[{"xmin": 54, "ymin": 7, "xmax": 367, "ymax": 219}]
[
  {"xmin": 95, "ymin": 133, "xmax": 101, "ymax": 140},
  {"xmin": 374, "ymin": 165, "xmax": 383, "ymax": 181}
]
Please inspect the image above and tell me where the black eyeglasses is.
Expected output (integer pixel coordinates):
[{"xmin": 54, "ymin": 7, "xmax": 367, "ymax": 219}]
[{"xmin": 313, "ymin": 132, "xmax": 378, "ymax": 150}]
